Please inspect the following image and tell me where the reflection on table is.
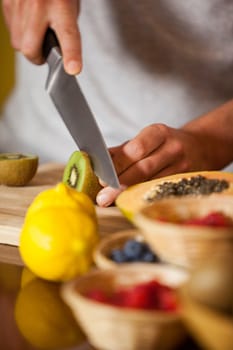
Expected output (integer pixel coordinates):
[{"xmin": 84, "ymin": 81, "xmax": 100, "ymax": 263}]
[{"xmin": 0, "ymin": 244, "xmax": 200, "ymax": 350}]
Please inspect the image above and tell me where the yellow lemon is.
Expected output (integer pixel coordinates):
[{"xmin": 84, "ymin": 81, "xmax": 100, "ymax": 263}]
[
  {"xmin": 15, "ymin": 278, "xmax": 85, "ymax": 349},
  {"xmin": 20, "ymin": 267, "xmax": 37, "ymax": 288},
  {"xmin": 20, "ymin": 207, "xmax": 99, "ymax": 281},
  {"xmin": 26, "ymin": 182, "xmax": 96, "ymax": 219}
]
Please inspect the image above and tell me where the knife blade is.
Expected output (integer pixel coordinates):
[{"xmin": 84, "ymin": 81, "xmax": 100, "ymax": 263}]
[{"xmin": 42, "ymin": 29, "xmax": 120, "ymax": 188}]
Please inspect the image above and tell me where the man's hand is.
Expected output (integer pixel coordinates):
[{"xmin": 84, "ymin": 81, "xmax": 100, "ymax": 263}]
[
  {"xmin": 96, "ymin": 123, "xmax": 205, "ymax": 207},
  {"xmin": 109, "ymin": 124, "xmax": 204, "ymax": 184},
  {"xmin": 96, "ymin": 100, "xmax": 233, "ymax": 207},
  {"xmin": 2, "ymin": 0, "xmax": 81, "ymax": 74}
]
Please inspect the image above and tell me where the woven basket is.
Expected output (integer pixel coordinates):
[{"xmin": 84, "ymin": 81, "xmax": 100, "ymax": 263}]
[
  {"xmin": 62, "ymin": 264, "xmax": 188, "ymax": 350},
  {"xmin": 179, "ymin": 285, "xmax": 233, "ymax": 350},
  {"xmin": 94, "ymin": 229, "xmax": 147, "ymax": 269},
  {"xmin": 134, "ymin": 194, "xmax": 233, "ymax": 270}
]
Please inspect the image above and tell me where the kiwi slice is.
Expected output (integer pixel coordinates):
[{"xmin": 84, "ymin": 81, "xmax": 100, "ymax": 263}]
[
  {"xmin": 0, "ymin": 153, "xmax": 39, "ymax": 186},
  {"xmin": 62, "ymin": 151, "xmax": 102, "ymax": 202}
]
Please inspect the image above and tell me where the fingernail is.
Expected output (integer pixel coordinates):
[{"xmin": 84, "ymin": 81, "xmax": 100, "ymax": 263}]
[
  {"xmin": 96, "ymin": 193, "xmax": 112, "ymax": 207},
  {"xmin": 66, "ymin": 60, "xmax": 81, "ymax": 75}
]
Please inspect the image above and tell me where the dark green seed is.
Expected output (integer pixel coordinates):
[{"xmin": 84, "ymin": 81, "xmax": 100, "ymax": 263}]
[{"xmin": 144, "ymin": 175, "xmax": 229, "ymax": 202}]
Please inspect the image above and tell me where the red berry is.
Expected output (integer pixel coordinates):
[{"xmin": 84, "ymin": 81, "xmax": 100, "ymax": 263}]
[
  {"xmin": 120, "ymin": 286, "xmax": 149, "ymax": 309},
  {"xmin": 86, "ymin": 289, "xmax": 109, "ymax": 303},
  {"xmin": 158, "ymin": 288, "xmax": 178, "ymax": 311},
  {"xmin": 86, "ymin": 280, "xmax": 178, "ymax": 312},
  {"xmin": 111, "ymin": 290, "xmax": 129, "ymax": 306},
  {"xmin": 185, "ymin": 211, "xmax": 233, "ymax": 227}
]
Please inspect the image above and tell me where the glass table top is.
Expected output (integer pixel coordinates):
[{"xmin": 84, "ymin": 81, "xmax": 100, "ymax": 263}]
[{"xmin": 0, "ymin": 244, "xmax": 201, "ymax": 350}]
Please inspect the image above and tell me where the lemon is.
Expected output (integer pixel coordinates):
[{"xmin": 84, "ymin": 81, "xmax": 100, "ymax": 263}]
[
  {"xmin": 19, "ymin": 183, "xmax": 99, "ymax": 282},
  {"xmin": 26, "ymin": 182, "xmax": 96, "ymax": 219},
  {"xmin": 15, "ymin": 278, "xmax": 85, "ymax": 349},
  {"xmin": 20, "ymin": 207, "xmax": 99, "ymax": 281}
]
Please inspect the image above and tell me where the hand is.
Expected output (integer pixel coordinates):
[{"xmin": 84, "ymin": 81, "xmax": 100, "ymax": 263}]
[
  {"xmin": 2, "ymin": 0, "xmax": 81, "ymax": 74},
  {"xmin": 96, "ymin": 123, "xmax": 208, "ymax": 207}
]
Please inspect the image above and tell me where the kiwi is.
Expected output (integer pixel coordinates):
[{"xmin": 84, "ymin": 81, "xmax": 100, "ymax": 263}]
[
  {"xmin": 0, "ymin": 153, "xmax": 39, "ymax": 186},
  {"xmin": 62, "ymin": 151, "xmax": 102, "ymax": 202}
]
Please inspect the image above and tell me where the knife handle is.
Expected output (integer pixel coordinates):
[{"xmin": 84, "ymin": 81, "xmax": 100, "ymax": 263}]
[{"xmin": 43, "ymin": 28, "xmax": 60, "ymax": 60}]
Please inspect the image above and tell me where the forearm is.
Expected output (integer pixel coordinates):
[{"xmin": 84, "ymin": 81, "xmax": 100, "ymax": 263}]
[
  {"xmin": 182, "ymin": 99, "xmax": 233, "ymax": 170},
  {"xmin": 97, "ymin": 102, "xmax": 233, "ymax": 206}
]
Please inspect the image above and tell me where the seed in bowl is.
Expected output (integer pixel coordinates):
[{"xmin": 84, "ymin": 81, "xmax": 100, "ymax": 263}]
[
  {"xmin": 85, "ymin": 279, "xmax": 178, "ymax": 311},
  {"xmin": 110, "ymin": 239, "xmax": 159, "ymax": 263},
  {"xmin": 144, "ymin": 175, "xmax": 229, "ymax": 202}
]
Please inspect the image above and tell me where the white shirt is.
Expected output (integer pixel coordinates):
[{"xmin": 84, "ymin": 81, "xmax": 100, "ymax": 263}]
[{"xmin": 1, "ymin": 0, "xmax": 233, "ymax": 170}]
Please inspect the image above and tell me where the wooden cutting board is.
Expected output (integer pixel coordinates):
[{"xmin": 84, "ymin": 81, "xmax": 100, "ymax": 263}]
[{"xmin": 0, "ymin": 163, "xmax": 133, "ymax": 246}]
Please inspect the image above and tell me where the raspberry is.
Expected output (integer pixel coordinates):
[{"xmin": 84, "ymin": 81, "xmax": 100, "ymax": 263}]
[
  {"xmin": 111, "ymin": 290, "xmax": 128, "ymax": 306},
  {"xmin": 119, "ymin": 280, "xmax": 177, "ymax": 310},
  {"xmin": 185, "ymin": 211, "xmax": 233, "ymax": 227},
  {"xmin": 86, "ymin": 280, "xmax": 178, "ymax": 312},
  {"xmin": 86, "ymin": 289, "xmax": 109, "ymax": 303},
  {"xmin": 157, "ymin": 288, "xmax": 178, "ymax": 311},
  {"xmin": 123, "ymin": 285, "xmax": 154, "ymax": 309}
]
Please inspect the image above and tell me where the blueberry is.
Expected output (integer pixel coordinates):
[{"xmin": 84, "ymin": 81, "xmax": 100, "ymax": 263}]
[
  {"xmin": 139, "ymin": 242, "xmax": 151, "ymax": 253},
  {"xmin": 123, "ymin": 239, "xmax": 144, "ymax": 259},
  {"xmin": 110, "ymin": 249, "xmax": 126, "ymax": 263},
  {"xmin": 141, "ymin": 251, "xmax": 159, "ymax": 263}
]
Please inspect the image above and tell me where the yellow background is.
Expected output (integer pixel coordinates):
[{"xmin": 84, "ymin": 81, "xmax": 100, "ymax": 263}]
[{"xmin": 0, "ymin": 5, "xmax": 15, "ymax": 111}]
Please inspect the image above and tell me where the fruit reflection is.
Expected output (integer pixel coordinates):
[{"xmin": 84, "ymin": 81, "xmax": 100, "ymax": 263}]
[
  {"xmin": 20, "ymin": 266, "xmax": 37, "ymax": 288},
  {"xmin": 15, "ymin": 269, "xmax": 85, "ymax": 349}
]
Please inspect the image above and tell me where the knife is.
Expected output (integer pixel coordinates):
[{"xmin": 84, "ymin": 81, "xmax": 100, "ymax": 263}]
[{"xmin": 42, "ymin": 29, "xmax": 120, "ymax": 188}]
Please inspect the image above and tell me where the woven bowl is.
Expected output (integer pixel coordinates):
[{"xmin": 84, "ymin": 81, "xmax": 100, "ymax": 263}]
[
  {"xmin": 94, "ymin": 229, "xmax": 159, "ymax": 269},
  {"xmin": 133, "ymin": 194, "xmax": 233, "ymax": 270},
  {"xmin": 179, "ymin": 285, "xmax": 233, "ymax": 350},
  {"xmin": 62, "ymin": 264, "xmax": 188, "ymax": 350}
]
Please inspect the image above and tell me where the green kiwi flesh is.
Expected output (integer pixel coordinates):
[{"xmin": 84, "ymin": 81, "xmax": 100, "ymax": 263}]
[
  {"xmin": 62, "ymin": 151, "xmax": 102, "ymax": 202},
  {"xmin": 0, "ymin": 153, "xmax": 39, "ymax": 186}
]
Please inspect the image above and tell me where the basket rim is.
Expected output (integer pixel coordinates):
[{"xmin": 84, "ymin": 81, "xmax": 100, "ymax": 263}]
[
  {"xmin": 135, "ymin": 211, "xmax": 233, "ymax": 239},
  {"xmin": 62, "ymin": 265, "xmax": 187, "ymax": 321},
  {"xmin": 179, "ymin": 285, "xmax": 233, "ymax": 328}
]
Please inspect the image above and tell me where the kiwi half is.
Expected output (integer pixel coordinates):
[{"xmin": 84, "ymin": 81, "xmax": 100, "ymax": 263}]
[
  {"xmin": 62, "ymin": 151, "xmax": 102, "ymax": 202},
  {"xmin": 0, "ymin": 153, "xmax": 39, "ymax": 186}
]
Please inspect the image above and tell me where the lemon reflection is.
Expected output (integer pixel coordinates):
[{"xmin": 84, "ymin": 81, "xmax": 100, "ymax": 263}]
[
  {"xmin": 20, "ymin": 266, "xmax": 37, "ymax": 288},
  {"xmin": 15, "ymin": 268, "xmax": 85, "ymax": 349}
]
